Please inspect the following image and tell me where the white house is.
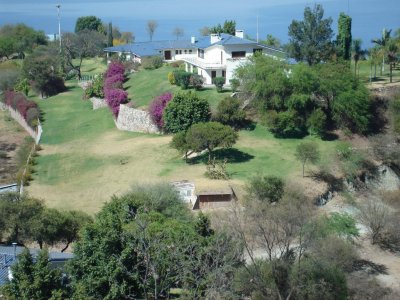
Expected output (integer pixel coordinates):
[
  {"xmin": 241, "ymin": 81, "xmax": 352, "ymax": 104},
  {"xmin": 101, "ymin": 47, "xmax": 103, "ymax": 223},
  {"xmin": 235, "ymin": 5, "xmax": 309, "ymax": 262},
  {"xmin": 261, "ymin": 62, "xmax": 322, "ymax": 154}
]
[{"xmin": 104, "ymin": 30, "xmax": 285, "ymax": 85}]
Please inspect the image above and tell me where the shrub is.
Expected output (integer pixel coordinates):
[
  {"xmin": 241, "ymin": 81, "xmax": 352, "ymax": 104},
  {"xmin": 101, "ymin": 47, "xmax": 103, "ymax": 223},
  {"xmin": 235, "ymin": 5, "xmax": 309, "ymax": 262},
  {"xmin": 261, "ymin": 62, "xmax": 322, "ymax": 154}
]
[
  {"xmin": 229, "ymin": 78, "xmax": 240, "ymax": 92},
  {"xmin": 163, "ymin": 91, "xmax": 211, "ymax": 133},
  {"xmin": 105, "ymin": 61, "xmax": 125, "ymax": 78},
  {"xmin": 104, "ymin": 74, "xmax": 125, "ymax": 89},
  {"xmin": 167, "ymin": 72, "xmax": 175, "ymax": 85},
  {"xmin": 26, "ymin": 107, "xmax": 40, "ymax": 128},
  {"xmin": 39, "ymin": 76, "xmax": 66, "ymax": 97},
  {"xmin": 0, "ymin": 69, "xmax": 20, "ymax": 92},
  {"xmin": 213, "ymin": 77, "xmax": 225, "ymax": 92},
  {"xmin": 148, "ymin": 92, "xmax": 173, "ymax": 129},
  {"xmin": 190, "ymin": 74, "xmax": 203, "ymax": 90},
  {"xmin": 170, "ymin": 60, "xmax": 184, "ymax": 68},
  {"xmin": 2, "ymin": 91, "xmax": 39, "ymax": 128},
  {"xmin": 267, "ymin": 110, "xmax": 306, "ymax": 138},
  {"xmin": 174, "ymin": 71, "xmax": 191, "ymax": 89},
  {"xmin": 246, "ymin": 175, "xmax": 285, "ymax": 203},
  {"xmin": 105, "ymin": 88, "xmax": 128, "ymax": 117},
  {"xmin": 141, "ymin": 56, "xmax": 163, "ymax": 70},
  {"xmin": 214, "ymin": 97, "xmax": 246, "ymax": 129},
  {"xmin": 14, "ymin": 78, "xmax": 30, "ymax": 96},
  {"xmin": 307, "ymin": 108, "xmax": 327, "ymax": 136}
]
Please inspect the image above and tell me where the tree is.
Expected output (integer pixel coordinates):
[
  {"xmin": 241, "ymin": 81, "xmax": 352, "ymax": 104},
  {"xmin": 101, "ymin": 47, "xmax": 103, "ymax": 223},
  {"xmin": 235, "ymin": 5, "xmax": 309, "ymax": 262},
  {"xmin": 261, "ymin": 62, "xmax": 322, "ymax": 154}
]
[
  {"xmin": 185, "ymin": 122, "xmax": 238, "ymax": 160},
  {"xmin": 147, "ymin": 20, "xmax": 158, "ymax": 41},
  {"xmin": 263, "ymin": 34, "xmax": 281, "ymax": 48},
  {"xmin": 368, "ymin": 46, "xmax": 381, "ymax": 79},
  {"xmin": 372, "ymin": 28, "xmax": 392, "ymax": 74},
  {"xmin": 246, "ymin": 175, "xmax": 285, "ymax": 203},
  {"xmin": 387, "ymin": 39, "xmax": 398, "ymax": 83},
  {"xmin": 214, "ymin": 97, "xmax": 246, "ymax": 129},
  {"xmin": 170, "ymin": 131, "xmax": 190, "ymax": 161},
  {"xmin": 336, "ymin": 13, "xmax": 352, "ymax": 60},
  {"xmin": 107, "ymin": 22, "xmax": 113, "ymax": 47},
  {"xmin": 295, "ymin": 142, "xmax": 320, "ymax": 177},
  {"xmin": 2, "ymin": 249, "xmax": 64, "ymax": 299},
  {"xmin": 172, "ymin": 27, "xmax": 184, "ymax": 40},
  {"xmin": 75, "ymin": 16, "xmax": 104, "ymax": 33},
  {"xmin": 287, "ymin": 4, "xmax": 334, "ymax": 65},
  {"xmin": 22, "ymin": 45, "xmax": 65, "ymax": 98},
  {"xmin": 209, "ymin": 20, "xmax": 236, "ymax": 35},
  {"xmin": 121, "ymin": 31, "xmax": 134, "ymax": 43},
  {"xmin": 199, "ymin": 26, "xmax": 210, "ymax": 36},
  {"xmin": 163, "ymin": 91, "xmax": 210, "ymax": 133},
  {"xmin": 0, "ymin": 36, "xmax": 15, "ymax": 59},
  {"xmin": 352, "ymin": 39, "xmax": 366, "ymax": 77},
  {"xmin": 62, "ymin": 29, "xmax": 105, "ymax": 79}
]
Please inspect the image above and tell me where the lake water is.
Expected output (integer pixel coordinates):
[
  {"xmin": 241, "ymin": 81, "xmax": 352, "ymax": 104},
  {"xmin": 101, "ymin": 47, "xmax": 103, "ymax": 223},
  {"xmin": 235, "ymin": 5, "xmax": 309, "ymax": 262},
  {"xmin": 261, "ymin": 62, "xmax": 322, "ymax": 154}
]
[{"xmin": 0, "ymin": 0, "xmax": 399, "ymax": 47}]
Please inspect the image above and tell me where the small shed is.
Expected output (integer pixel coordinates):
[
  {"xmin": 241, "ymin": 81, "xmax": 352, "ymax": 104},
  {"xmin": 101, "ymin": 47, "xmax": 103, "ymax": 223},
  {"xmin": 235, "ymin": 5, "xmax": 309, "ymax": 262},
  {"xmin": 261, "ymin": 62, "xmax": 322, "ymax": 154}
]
[{"xmin": 194, "ymin": 187, "xmax": 237, "ymax": 210}]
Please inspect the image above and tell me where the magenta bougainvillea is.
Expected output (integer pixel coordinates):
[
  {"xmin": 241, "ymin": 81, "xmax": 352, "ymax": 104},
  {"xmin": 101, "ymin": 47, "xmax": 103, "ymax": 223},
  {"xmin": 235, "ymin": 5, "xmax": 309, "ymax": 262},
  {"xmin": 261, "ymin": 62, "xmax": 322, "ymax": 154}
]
[
  {"xmin": 105, "ymin": 61, "xmax": 125, "ymax": 78},
  {"xmin": 104, "ymin": 74, "xmax": 125, "ymax": 89},
  {"xmin": 3, "ymin": 91, "xmax": 39, "ymax": 127},
  {"xmin": 148, "ymin": 92, "xmax": 173, "ymax": 128},
  {"xmin": 105, "ymin": 88, "xmax": 128, "ymax": 117}
]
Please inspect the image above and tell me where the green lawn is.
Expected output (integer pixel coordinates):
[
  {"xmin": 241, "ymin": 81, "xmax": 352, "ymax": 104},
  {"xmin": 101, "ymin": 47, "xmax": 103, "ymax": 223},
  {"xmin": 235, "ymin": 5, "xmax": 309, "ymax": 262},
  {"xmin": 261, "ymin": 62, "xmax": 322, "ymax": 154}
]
[
  {"xmin": 354, "ymin": 60, "xmax": 400, "ymax": 85},
  {"xmin": 26, "ymin": 60, "xmax": 339, "ymax": 213},
  {"xmin": 125, "ymin": 65, "xmax": 231, "ymax": 110}
]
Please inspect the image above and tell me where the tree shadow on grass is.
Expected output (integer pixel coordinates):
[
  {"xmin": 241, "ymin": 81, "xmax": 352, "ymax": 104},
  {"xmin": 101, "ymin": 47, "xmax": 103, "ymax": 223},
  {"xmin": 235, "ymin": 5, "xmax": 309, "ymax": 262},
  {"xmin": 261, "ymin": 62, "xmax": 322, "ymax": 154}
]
[
  {"xmin": 352, "ymin": 259, "xmax": 388, "ymax": 275},
  {"xmin": 188, "ymin": 148, "xmax": 254, "ymax": 165}
]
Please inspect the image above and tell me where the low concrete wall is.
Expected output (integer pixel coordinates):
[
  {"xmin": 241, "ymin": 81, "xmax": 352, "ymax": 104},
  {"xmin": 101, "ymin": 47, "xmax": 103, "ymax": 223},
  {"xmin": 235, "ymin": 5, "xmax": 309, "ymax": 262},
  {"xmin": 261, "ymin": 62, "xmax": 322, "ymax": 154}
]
[
  {"xmin": 90, "ymin": 97, "xmax": 107, "ymax": 110},
  {"xmin": 116, "ymin": 104, "xmax": 160, "ymax": 134},
  {"xmin": 0, "ymin": 102, "xmax": 42, "ymax": 144}
]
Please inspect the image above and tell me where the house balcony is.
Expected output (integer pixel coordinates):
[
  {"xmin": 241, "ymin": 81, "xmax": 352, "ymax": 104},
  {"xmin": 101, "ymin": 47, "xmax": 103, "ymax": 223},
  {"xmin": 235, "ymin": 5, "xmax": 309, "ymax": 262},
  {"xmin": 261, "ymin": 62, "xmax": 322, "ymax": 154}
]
[{"xmin": 180, "ymin": 56, "xmax": 225, "ymax": 70}]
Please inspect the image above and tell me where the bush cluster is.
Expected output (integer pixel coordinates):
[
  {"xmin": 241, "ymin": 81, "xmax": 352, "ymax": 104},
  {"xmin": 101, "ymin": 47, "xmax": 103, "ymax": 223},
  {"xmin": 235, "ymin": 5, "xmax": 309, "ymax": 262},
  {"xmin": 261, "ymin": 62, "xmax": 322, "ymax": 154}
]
[
  {"xmin": 213, "ymin": 76, "xmax": 226, "ymax": 92},
  {"xmin": 103, "ymin": 61, "xmax": 128, "ymax": 117},
  {"xmin": 83, "ymin": 73, "xmax": 104, "ymax": 99},
  {"xmin": 148, "ymin": 92, "xmax": 173, "ymax": 129},
  {"xmin": 2, "ymin": 90, "xmax": 39, "ymax": 128},
  {"xmin": 170, "ymin": 70, "xmax": 204, "ymax": 90},
  {"xmin": 141, "ymin": 56, "xmax": 163, "ymax": 70}
]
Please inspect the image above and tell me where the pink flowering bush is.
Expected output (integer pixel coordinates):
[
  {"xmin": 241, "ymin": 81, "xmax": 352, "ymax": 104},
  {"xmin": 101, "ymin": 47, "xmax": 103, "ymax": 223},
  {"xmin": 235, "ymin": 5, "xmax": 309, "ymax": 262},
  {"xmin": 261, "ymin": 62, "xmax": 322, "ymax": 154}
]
[
  {"xmin": 104, "ymin": 74, "xmax": 125, "ymax": 89},
  {"xmin": 2, "ymin": 91, "xmax": 39, "ymax": 128},
  {"xmin": 148, "ymin": 92, "xmax": 173, "ymax": 128},
  {"xmin": 105, "ymin": 61, "xmax": 125, "ymax": 78},
  {"xmin": 105, "ymin": 88, "xmax": 128, "ymax": 117}
]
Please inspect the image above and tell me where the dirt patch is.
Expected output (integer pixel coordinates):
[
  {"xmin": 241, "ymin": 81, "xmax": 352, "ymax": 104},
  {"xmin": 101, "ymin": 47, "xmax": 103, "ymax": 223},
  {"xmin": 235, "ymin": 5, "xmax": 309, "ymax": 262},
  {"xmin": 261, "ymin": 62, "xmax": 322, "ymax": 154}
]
[{"xmin": 0, "ymin": 110, "xmax": 29, "ymax": 185}]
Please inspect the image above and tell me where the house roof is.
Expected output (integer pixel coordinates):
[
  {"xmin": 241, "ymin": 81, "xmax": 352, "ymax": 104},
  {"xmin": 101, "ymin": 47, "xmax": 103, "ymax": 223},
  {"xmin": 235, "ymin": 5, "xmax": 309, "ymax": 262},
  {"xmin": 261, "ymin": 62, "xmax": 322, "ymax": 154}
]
[
  {"xmin": 194, "ymin": 33, "xmax": 258, "ymax": 49},
  {"xmin": 104, "ymin": 40, "xmax": 194, "ymax": 57},
  {"xmin": 0, "ymin": 245, "xmax": 73, "ymax": 286}
]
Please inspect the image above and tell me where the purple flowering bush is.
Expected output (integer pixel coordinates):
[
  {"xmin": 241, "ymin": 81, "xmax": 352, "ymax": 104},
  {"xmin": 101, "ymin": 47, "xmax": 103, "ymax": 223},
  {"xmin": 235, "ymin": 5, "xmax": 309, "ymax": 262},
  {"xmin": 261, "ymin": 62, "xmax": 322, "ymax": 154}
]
[
  {"xmin": 103, "ymin": 61, "xmax": 129, "ymax": 117},
  {"xmin": 105, "ymin": 88, "xmax": 128, "ymax": 117},
  {"xmin": 104, "ymin": 74, "xmax": 125, "ymax": 89},
  {"xmin": 105, "ymin": 61, "xmax": 125, "ymax": 78},
  {"xmin": 148, "ymin": 92, "xmax": 173, "ymax": 128}
]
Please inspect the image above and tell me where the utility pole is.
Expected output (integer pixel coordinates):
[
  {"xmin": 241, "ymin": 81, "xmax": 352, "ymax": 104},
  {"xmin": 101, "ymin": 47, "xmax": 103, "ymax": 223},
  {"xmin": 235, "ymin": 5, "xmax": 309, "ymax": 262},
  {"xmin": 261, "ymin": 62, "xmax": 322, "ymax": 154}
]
[
  {"xmin": 256, "ymin": 15, "xmax": 259, "ymax": 43},
  {"xmin": 56, "ymin": 4, "xmax": 61, "ymax": 53}
]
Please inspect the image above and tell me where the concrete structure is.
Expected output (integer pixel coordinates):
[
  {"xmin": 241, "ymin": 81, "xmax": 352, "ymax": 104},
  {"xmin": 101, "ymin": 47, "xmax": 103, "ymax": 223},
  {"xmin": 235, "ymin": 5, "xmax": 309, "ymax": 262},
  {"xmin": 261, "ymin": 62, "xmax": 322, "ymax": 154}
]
[
  {"xmin": 104, "ymin": 31, "xmax": 285, "ymax": 85},
  {"xmin": 0, "ymin": 184, "xmax": 18, "ymax": 194},
  {"xmin": 171, "ymin": 180, "xmax": 197, "ymax": 209}
]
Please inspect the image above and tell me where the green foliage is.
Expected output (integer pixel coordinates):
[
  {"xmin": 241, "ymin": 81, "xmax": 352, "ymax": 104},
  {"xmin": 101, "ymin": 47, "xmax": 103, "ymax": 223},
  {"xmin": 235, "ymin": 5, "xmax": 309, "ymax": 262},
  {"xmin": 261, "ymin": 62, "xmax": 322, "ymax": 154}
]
[
  {"xmin": 209, "ymin": 20, "xmax": 236, "ymax": 35},
  {"xmin": 307, "ymin": 108, "xmax": 327, "ymax": 136},
  {"xmin": 246, "ymin": 175, "xmax": 285, "ymax": 203},
  {"xmin": 0, "ymin": 36, "xmax": 16, "ymax": 59},
  {"xmin": 287, "ymin": 4, "xmax": 334, "ymax": 65},
  {"xmin": 229, "ymin": 78, "xmax": 240, "ymax": 92},
  {"xmin": 68, "ymin": 184, "xmax": 242, "ymax": 299},
  {"xmin": 268, "ymin": 110, "xmax": 306, "ymax": 138},
  {"xmin": 213, "ymin": 76, "xmax": 225, "ymax": 92},
  {"xmin": 167, "ymin": 71, "xmax": 175, "ymax": 84},
  {"xmin": 214, "ymin": 97, "xmax": 246, "ymax": 129},
  {"xmin": 391, "ymin": 94, "xmax": 400, "ymax": 134},
  {"xmin": 163, "ymin": 91, "xmax": 210, "ymax": 133},
  {"xmin": 0, "ymin": 69, "xmax": 19, "ymax": 92},
  {"xmin": 195, "ymin": 212, "xmax": 214, "ymax": 237},
  {"xmin": 295, "ymin": 142, "xmax": 320, "ymax": 177},
  {"xmin": 336, "ymin": 13, "xmax": 352, "ymax": 60},
  {"xmin": 185, "ymin": 121, "xmax": 238, "ymax": 159},
  {"xmin": 2, "ymin": 249, "xmax": 64, "ymax": 300},
  {"xmin": 170, "ymin": 131, "xmax": 190, "ymax": 159},
  {"xmin": 14, "ymin": 78, "xmax": 30, "ymax": 96},
  {"xmin": 311, "ymin": 212, "xmax": 359, "ymax": 240},
  {"xmin": 75, "ymin": 16, "xmax": 104, "ymax": 33},
  {"xmin": 141, "ymin": 55, "xmax": 163, "ymax": 70},
  {"xmin": 190, "ymin": 74, "xmax": 204, "ymax": 90},
  {"xmin": 83, "ymin": 73, "xmax": 104, "ymax": 99}
]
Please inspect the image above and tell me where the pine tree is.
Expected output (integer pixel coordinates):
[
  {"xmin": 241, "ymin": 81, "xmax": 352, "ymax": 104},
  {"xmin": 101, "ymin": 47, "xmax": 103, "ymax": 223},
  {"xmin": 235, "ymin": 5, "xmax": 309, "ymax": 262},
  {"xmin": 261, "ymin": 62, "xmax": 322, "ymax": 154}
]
[{"xmin": 336, "ymin": 13, "xmax": 352, "ymax": 60}]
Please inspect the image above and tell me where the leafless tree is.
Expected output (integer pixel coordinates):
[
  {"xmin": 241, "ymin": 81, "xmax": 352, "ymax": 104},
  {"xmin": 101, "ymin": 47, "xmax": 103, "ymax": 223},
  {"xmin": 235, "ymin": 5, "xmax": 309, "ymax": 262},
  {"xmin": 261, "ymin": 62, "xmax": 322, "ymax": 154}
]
[
  {"xmin": 172, "ymin": 27, "xmax": 184, "ymax": 40},
  {"xmin": 146, "ymin": 20, "xmax": 158, "ymax": 41}
]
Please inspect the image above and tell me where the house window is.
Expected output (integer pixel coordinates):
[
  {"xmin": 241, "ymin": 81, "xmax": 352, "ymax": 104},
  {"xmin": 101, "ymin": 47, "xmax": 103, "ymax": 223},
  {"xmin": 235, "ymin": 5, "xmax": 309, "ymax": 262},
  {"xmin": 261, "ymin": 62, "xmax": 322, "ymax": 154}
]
[
  {"xmin": 198, "ymin": 49, "xmax": 205, "ymax": 59},
  {"xmin": 189, "ymin": 50, "xmax": 192, "ymax": 54},
  {"xmin": 184, "ymin": 50, "xmax": 187, "ymax": 54},
  {"xmin": 175, "ymin": 50, "xmax": 179, "ymax": 54},
  {"xmin": 232, "ymin": 51, "xmax": 246, "ymax": 58},
  {"xmin": 222, "ymin": 70, "xmax": 226, "ymax": 78},
  {"xmin": 253, "ymin": 48, "xmax": 262, "ymax": 54},
  {"xmin": 179, "ymin": 50, "xmax": 182, "ymax": 54}
]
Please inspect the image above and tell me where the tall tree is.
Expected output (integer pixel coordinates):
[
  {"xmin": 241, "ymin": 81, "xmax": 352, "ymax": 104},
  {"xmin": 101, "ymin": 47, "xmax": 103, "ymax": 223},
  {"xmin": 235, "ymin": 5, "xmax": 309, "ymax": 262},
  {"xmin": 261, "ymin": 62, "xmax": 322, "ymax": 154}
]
[
  {"xmin": 372, "ymin": 28, "xmax": 392, "ymax": 74},
  {"xmin": 263, "ymin": 34, "xmax": 281, "ymax": 48},
  {"xmin": 146, "ymin": 20, "xmax": 158, "ymax": 41},
  {"xmin": 172, "ymin": 27, "xmax": 184, "ymax": 40},
  {"xmin": 295, "ymin": 142, "xmax": 320, "ymax": 177},
  {"xmin": 336, "ymin": 12, "xmax": 352, "ymax": 60},
  {"xmin": 287, "ymin": 4, "xmax": 334, "ymax": 65},
  {"xmin": 62, "ymin": 29, "xmax": 105, "ymax": 79},
  {"xmin": 352, "ymin": 39, "xmax": 366, "ymax": 77},
  {"xmin": 209, "ymin": 20, "xmax": 236, "ymax": 35},
  {"xmin": 387, "ymin": 40, "xmax": 399, "ymax": 83},
  {"xmin": 107, "ymin": 22, "xmax": 113, "ymax": 47},
  {"xmin": 75, "ymin": 16, "xmax": 104, "ymax": 33}
]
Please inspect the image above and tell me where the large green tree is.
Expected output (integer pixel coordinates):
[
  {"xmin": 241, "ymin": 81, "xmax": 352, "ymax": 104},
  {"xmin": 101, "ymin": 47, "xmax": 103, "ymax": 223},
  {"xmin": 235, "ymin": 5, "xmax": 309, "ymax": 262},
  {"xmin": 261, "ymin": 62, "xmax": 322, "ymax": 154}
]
[
  {"xmin": 75, "ymin": 16, "xmax": 104, "ymax": 33},
  {"xmin": 209, "ymin": 20, "xmax": 236, "ymax": 35},
  {"xmin": 372, "ymin": 28, "xmax": 392, "ymax": 74},
  {"xmin": 163, "ymin": 91, "xmax": 210, "ymax": 133},
  {"xmin": 336, "ymin": 12, "xmax": 352, "ymax": 60},
  {"xmin": 68, "ymin": 184, "xmax": 242, "ymax": 299},
  {"xmin": 184, "ymin": 122, "xmax": 238, "ymax": 160},
  {"xmin": 287, "ymin": 4, "xmax": 334, "ymax": 65}
]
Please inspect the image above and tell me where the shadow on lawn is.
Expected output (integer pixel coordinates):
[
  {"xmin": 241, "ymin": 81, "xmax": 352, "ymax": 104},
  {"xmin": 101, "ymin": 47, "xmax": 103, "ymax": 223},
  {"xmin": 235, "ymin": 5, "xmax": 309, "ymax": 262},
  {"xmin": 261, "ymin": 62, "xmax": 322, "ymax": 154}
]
[{"xmin": 188, "ymin": 148, "xmax": 254, "ymax": 165}]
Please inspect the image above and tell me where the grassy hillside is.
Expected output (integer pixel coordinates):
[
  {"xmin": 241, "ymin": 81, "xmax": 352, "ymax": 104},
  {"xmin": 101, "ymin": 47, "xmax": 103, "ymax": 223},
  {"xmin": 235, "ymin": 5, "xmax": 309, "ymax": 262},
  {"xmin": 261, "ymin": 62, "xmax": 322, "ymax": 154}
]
[{"xmin": 26, "ymin": 60, "xmax": 339, "ymax": 213}]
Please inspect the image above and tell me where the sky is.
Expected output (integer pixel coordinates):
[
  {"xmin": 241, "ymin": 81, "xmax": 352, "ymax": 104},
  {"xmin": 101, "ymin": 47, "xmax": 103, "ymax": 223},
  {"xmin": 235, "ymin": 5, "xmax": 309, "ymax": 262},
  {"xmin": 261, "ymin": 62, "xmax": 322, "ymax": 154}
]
[{"xmin": 0, "ymin": 0, "xmax": 399, "ymax": 47}]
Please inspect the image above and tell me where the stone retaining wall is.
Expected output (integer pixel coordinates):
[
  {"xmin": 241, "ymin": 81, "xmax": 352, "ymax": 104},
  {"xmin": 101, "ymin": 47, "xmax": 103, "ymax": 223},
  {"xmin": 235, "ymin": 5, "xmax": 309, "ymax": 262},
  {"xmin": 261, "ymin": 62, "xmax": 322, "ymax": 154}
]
[
  {"xmin": 0, "ymin": 102, "xmax": 42, "ymax": 144},
  {"xmin": 116, "ymin": 104, "xmax": 160, "ymax": 134},
  {"xmin": 90, "ymin": 97, "xmax": 107, "ymax": 110}
]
